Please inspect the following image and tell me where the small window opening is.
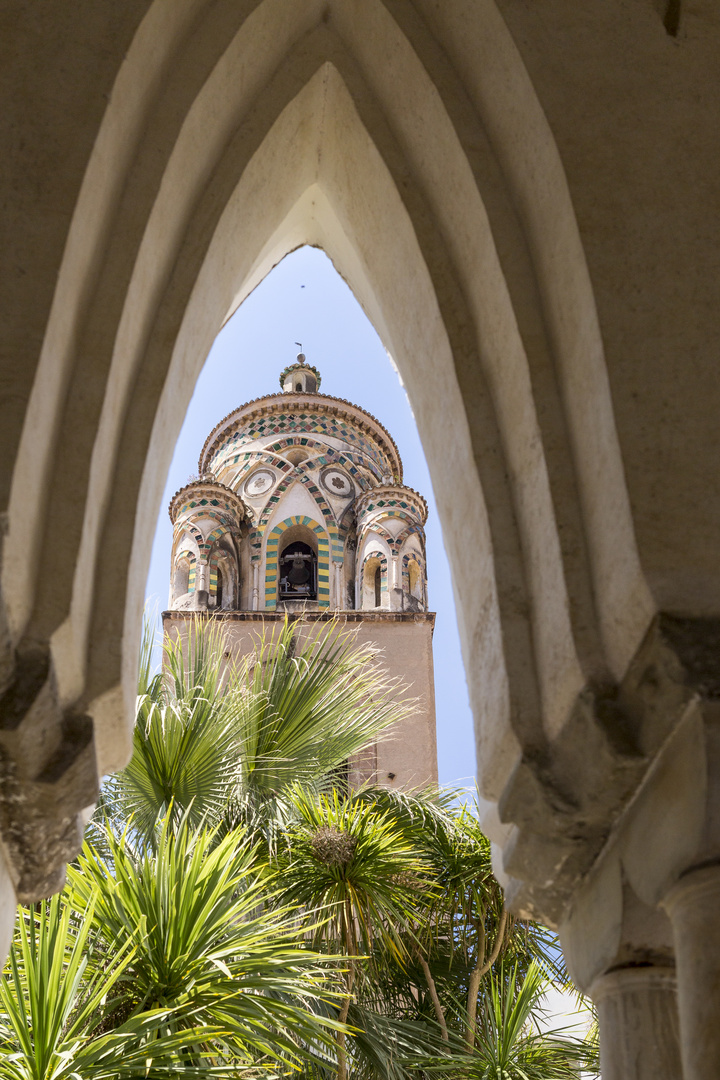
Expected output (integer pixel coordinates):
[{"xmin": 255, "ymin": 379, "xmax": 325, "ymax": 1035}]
[
  {"xmin": 279, "ymin": 541, "xmax": 317, "ymax": 600},
  {"xmin": 374, "ymin": 565, "xmax": 382, "ymax": 607},
  {"xmin": 296, "ymin": 381, "xmax": 302, "ymax": 391},
  {"xmin": 216, "ymin": 570, "xmax": 224, "ymax": 610}
]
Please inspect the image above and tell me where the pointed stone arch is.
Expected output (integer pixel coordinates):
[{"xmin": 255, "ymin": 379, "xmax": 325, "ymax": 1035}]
[
  {"xmin": 200, "ymin": 523, "xmax": 231, "ymax": 559},
  {"xmin": 174, "ymin": 522, "xmax": 204, "ymax": 555},
  {"xmin": 0, "ymin": 0, "xmax": 656, "ymax": 928}
]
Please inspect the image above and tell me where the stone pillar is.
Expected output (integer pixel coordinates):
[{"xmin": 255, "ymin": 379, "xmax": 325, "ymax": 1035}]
[
  {"xmin": 195, "ymin": 562, "xmax": 209, "ymax": 609},
  {"xmin": 664, "ymin": 867, "xmax": 720, "ymax": 1080},
  {"xmin": 252, "ymin": 563, "xmax": 259, "ymax": 611},
  {"xmin": 591, "ymin": 966, "xmax": 682, "ymax": 1080},
  {"xmin": 388, "ymin": 555, "xmax": 400, "ymax": 610}
]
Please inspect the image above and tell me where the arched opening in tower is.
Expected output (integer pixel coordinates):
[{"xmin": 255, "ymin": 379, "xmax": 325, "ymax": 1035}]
[{"xmin": 279, "ymin": 540, "xmax": 317, "ymax": 601}]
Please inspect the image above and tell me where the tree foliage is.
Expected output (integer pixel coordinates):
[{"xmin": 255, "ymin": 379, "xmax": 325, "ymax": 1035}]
[{"xmin": 0, "ymin": 617, "xmax": 597, "ymax": 1079}]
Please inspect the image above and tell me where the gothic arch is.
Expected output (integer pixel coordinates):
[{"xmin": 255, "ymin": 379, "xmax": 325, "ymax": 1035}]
[
  {"xmin": 1, "ymin": 0, "xmax": 654, "ymax": 923},
  {"xmin": 200, "ymin": 523, "xmax": 231, "ymax": 559}
]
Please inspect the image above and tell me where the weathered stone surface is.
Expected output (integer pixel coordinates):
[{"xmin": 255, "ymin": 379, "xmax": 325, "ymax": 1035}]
[
  {"xmin": 0, "ymin": 648, "xmax": 98, "ymax": 903},
  {"xmin": 592, "ymin": 967, "xmax": 682, "ymax": 1080},
  {"xmin": 498, "ymin": 614, "xmax": 717, "ymax": 923},
  {"xmin": 664, "ymin": 867, "xmax": 720, "ymax": 1080}
]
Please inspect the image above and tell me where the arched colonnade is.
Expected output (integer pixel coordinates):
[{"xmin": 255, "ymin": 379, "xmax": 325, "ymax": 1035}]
[{"xmin": 2, "ymin": 3, "xmax": 720, "ymax": 1076}]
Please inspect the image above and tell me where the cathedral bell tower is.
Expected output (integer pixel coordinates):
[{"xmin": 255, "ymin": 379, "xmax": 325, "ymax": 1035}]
[{"xmin": 164, "ymin": 354, "xmax": 437, "ymax": 787}]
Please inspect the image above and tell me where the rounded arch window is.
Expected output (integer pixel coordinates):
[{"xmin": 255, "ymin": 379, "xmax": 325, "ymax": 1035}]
[
  {"xmin": 173, "ymin": 554, "xmax": 192, "ymax": 599},
  {"xmin": 279, "ymin": 540, "xmax": 317, "ymax": 600},
  {"xmin": 361, "ymin": 553, "xmax": 385, "ymax": 610},
  {"xmin": 408, "ymin": 560, "xmax": 423, "ymax": 600}
]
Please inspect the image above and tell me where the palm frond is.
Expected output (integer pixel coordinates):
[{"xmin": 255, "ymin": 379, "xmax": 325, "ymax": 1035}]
[{"xmin": 67, "ymin": 813, "xmax": 344, "ymax": 1069}]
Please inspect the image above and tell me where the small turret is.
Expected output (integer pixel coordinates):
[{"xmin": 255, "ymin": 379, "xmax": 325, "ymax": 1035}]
[
  {"xmin": 168, "ymin": 479, "xmax": 247, "ymax": 611},
  {"xmin": 279, "ymin": 351, "xmax": 322, "ymax": 394},
  {"xmin": 355, "ymin": 485, "xmax": 428, "ymax": 612}
]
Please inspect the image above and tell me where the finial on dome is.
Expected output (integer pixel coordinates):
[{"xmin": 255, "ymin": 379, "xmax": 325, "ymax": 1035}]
[{"xmin": 279, "ymin": 350, "xmax": 322, "ymax": 394}]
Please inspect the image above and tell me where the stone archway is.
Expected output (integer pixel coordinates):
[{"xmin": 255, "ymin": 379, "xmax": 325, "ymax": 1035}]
[
  {"xmin": 1, "ymin": 0, "xmax": 651, "ymax": 920},
  {"xmin": 5, "ymin": 6, "xmax": 720, "ymax": 1073}
]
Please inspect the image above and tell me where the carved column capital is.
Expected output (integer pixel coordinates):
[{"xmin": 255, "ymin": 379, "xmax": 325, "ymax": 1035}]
[
  {"xmin": 497, "ymin": 614, "xmax": 720, "ymax": 926},
  {"xmin": 0, "ymin": 645, "xmax": 98, "ymax": 903}
]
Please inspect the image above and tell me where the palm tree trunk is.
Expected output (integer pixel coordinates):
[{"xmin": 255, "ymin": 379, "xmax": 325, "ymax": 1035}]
[
  {"xmin": 337, "ymin": 959, "xmax": 355, "ymax": 1080},
  {"xmin": 465, "ymin": 904, "xmax": 508, "ymax": 1050},
  {"xmin": 337, "ymin": 897, "xmax": 357, "ymax": 1080},
  {"xmin": 417, "ymin": 952, "xmax": 449, "ymax": 1042}
]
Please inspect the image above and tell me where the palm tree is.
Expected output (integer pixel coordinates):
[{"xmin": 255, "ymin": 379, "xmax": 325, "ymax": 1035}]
[
  {"xmin": 464, "ymin": 960, "xmax": 597, "ymax": 1079},
  {"xmin": 38, "ymin": 615, "xmax": 595, "ymax": 1080},
  {"xmin": 277, "ymin": 786, "xmax": 436, "ymax": 1080},
  {"xmin": 103, "ymin": 617, "xmax": 413, "ymax": 850},
  {"xmin": 68, "ymin": 813, "xmax": 342, "ymax": 1072},
  {"xmin": 378, "ymin": 792, "xmax": 565, "ymax": 1050},
  {"xmin": 0, "ymin": 890, "xmax": 221, "ymax": 1079},
  {"xmin": 315, "ymin": 787, "xmax": 595, "ymax": 1080}
]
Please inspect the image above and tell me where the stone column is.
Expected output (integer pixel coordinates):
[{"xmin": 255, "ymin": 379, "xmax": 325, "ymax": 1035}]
[
  {"xmin": 591, "ymin": 966, "xmax": 682, "ymax": 1080},
  {"xmin": 389, "ymin": 555, "xmax": 400, "ymax": 610},
  {"xmin": 664, "ymin": 866, "xmax": 720, "ymax": 1080},
  {"xmin": 252, "ymin": 563, "xmax": 259, "ymax": 610},
  {"xmin": 195, "ymin": 562, "xmax": 209, "ymax": 609}
]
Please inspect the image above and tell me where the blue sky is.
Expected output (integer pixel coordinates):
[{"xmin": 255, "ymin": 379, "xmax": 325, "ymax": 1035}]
[{"xmin": 144, "ymin": 246, "xmax": 476, "ymax": 787}]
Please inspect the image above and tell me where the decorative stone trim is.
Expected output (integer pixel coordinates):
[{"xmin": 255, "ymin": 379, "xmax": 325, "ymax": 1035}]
[
  {"xmin": 163, "ymin": 609, "xmax": 436, "ymax": 626},
  {"xmin": 355, "ymin": 483, "xmax": 428, "ymax": 525},
  {"xmin": 198, "ymin": 393, "xmax": 402, "ymax": 482},
  {"xmin": 168, "ymin": 479, "xmax": 247, "ymax": 525}
]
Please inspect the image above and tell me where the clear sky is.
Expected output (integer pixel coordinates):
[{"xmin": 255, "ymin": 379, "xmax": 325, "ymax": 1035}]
[{"xmin": 144, "ymin": 245, "xmax": 476, "ymax": 788}]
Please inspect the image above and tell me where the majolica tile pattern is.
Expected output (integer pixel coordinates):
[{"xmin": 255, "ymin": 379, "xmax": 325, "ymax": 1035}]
[{"xmin": 167, "ymin": 356, "xmax": 429, "ymax": 614}]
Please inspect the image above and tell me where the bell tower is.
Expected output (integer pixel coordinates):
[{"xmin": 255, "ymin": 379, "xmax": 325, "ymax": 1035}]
[{"xmin": 164, "ymin": 354, "xmax": 437, "ymax": 787}]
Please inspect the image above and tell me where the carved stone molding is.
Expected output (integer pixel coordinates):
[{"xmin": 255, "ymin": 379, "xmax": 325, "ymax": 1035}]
[{"xmin": 498, "ymin": 614, "xmax": 720, "ymax": 925}]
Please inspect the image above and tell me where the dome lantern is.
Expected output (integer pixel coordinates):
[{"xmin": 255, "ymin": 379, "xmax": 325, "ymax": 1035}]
[{"xmin": 279, "ymin": 351, "xmax": 322, "ymax": 394}]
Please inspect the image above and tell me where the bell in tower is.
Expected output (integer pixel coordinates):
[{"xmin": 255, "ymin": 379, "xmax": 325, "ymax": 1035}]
[{"xmin": 279, "ymin": 541, "xmax": 317, "ymax": 600}]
